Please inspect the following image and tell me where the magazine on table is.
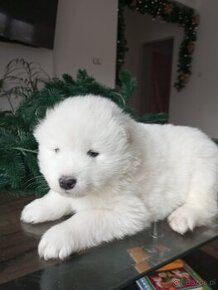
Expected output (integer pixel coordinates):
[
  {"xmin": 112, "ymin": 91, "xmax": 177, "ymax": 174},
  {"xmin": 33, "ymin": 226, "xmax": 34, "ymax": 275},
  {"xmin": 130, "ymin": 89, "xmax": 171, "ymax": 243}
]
[{"xmin": 136, "ymin": 259, "xmax": 211, "ymax": 290}]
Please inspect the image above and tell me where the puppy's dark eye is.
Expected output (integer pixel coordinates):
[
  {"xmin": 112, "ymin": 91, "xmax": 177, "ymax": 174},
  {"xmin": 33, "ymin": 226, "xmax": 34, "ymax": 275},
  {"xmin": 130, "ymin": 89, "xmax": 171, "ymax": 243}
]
[
  {"xmin": 87, "ymin": 150, "xmax": 99, "ymax": 157},
  {"xmin": 54, "ymin": 148, "xmax": 60, "ymax": 153}
]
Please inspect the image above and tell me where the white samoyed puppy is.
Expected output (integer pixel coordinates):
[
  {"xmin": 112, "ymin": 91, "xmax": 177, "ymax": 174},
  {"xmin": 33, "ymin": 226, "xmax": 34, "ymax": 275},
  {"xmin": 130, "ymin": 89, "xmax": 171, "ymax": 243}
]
[{"xmin": 21, "ymin": 95, "xmax": 218, "ymax": 260}]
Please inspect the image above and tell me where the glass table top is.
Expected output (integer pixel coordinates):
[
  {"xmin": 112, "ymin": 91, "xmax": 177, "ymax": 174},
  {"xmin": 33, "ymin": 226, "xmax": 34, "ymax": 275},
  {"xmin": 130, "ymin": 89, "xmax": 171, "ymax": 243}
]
[{"xmin": 1, "ymin": 205, "xmax": 217, "ymax": 290}]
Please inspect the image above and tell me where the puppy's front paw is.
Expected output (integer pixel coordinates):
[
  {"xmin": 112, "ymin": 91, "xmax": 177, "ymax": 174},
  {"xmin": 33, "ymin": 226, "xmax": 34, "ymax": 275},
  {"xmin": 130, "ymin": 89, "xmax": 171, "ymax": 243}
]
[
  {"xmin": 21, "ymin": 199, "xmax": 48, "ymax": 224},
  {"xmin": 38, "ymin": 225, "xmax": 73, "ymax": 260},
  {"xmin": 168, "ymin": 205, "xmax": 196, "ymax": 235}
]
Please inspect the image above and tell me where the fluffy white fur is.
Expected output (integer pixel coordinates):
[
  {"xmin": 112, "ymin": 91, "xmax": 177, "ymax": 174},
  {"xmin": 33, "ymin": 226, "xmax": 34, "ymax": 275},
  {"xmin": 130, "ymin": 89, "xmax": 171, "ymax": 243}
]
[{"xmin": 21, "ymin": 95, "xmax": 218, "ymax": 260}]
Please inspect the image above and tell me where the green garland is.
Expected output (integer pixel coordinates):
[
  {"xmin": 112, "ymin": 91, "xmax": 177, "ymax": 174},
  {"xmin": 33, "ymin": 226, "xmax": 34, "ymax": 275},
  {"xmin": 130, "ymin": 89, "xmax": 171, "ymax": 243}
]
[
  {"xmin": 116, "ymin": 0, "xmax": 199, "ymax": 91},
  {"xmin": 0, "ymin": 69, "xmax": 168, "ymax": 197}
]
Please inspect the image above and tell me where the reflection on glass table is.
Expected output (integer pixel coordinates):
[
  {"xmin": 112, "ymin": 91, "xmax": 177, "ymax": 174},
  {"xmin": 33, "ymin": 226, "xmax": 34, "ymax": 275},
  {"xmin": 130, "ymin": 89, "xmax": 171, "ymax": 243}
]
[{"xmin": 1, "ymin": 217, "xmax": 217, "ymax": 290}]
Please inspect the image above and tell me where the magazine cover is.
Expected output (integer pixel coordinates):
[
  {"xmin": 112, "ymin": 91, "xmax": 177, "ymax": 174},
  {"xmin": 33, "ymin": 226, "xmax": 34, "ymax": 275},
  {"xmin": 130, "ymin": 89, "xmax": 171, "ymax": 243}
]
[{"xmin": 136, "ymin": 259, "xmax": 211, "ymax": 290}]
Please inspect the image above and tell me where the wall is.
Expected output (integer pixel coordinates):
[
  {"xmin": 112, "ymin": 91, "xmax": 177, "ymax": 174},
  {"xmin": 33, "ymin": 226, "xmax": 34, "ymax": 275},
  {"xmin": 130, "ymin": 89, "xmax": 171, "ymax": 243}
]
[
  {"xmin": 0, "ymin": 0, "xmax": 118, "ymax": 111},
  {"xmin": 169, "ymin": 0, "xmax": 218, "ymax": 138},
  {"xmin": 124, "ymin": 3, "xmax": 218, "ymax": 139},
  {"xmin": 0, "ymin": 42, "xmax": 53, "ymax": 111},
  {"xmin": 175, "ymin": 0, "xmax": 201, "ymax": 9},
  {"xmin": 54, "ymin": 0, "xmax": 118, "ymax": 88},
  {"xmin": 123, "ymin": 9, "xmax": 183, "ymax": 113}
]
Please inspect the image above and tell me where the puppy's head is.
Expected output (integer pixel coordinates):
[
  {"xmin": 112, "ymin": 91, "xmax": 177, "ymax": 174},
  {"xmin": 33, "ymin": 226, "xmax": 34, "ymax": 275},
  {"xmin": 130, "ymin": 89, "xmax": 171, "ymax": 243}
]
[{"xmin": 34, "ymin": 95, "xmax": 135, "ymax": 198}]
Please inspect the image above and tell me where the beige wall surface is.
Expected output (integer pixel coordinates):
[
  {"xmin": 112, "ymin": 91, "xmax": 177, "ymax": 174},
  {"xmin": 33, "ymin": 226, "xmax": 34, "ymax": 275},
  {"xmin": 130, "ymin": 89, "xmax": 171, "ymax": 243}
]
[
  {"xmin": 54, "ymin": 0, "xmax": 118, "ymax": 88},
  {"xmin": 170, "ymin": 0, "xmax": 218, "ymax": 138},
  {"xmin": 1, "ymin": 0, "xmax": 218, "ymax": 140},
  {"xmin": 0, "ymin": 42, "xmax": 53, "ymax": 111},
  {"xmin": 123, "ymin": 10, "xmax": 183, "ymax": 114},
  {"xmin": 124, "ymin": 1, "xmax": 218, "ymax": 138},
  {"xmin": 0, "ymin": 0, "xmax": 118, "ymax": 111}
]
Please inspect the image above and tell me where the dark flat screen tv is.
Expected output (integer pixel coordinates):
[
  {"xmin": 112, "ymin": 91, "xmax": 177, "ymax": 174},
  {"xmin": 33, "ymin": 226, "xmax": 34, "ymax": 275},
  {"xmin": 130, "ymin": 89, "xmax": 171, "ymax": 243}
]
[{"xmin": 0, "ymin": 0, "xmax": 58, "ymax": 49}]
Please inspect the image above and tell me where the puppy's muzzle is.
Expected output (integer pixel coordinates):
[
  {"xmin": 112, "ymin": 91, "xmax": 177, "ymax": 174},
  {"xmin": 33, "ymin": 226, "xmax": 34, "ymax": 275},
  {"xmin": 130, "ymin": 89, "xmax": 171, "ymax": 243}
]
[{"xmin": 59, "ymin": 176, "xmax": 77, "ymax": 190}]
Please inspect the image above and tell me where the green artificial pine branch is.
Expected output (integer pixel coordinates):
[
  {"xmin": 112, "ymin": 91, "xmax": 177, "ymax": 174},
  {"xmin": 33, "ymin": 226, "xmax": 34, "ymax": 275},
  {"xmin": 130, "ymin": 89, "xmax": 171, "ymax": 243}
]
[
  {"xmin": 118, "ymin": 69, "xmax": 137, "ymax": 101},
  {"xmin": 0, "ymin": 69, "xmax": 168, "ymax": 197}
]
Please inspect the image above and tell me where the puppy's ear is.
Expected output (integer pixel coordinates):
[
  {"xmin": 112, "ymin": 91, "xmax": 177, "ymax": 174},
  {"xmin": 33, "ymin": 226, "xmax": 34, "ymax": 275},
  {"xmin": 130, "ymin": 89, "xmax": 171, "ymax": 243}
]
[
  {"xmin": 120, "ymin": 113, "xmax": 136, "ymax": 144},
  {"xmin": 125, "ymin": 119, "xmax": 137, "ymax": 145},
  {"xmin": 33, "ymin": 108, "xmax": 53, "ymax": 142},
  {"xmin": 33, "ymin": 122, "xmax": 44, "ymax": 143}
]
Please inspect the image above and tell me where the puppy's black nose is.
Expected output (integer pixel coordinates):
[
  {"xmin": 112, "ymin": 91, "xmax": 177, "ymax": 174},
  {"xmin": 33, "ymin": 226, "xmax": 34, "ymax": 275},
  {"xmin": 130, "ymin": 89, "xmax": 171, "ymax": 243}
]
[{"xmin": 59, "ymin": 177, "xmax": 77, "ymax": 190}]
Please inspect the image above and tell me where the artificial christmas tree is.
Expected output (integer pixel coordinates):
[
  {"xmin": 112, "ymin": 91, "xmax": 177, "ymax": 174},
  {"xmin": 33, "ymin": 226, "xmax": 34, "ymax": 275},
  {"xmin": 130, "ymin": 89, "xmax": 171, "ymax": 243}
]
[{"xmin": 0, "ymin": 68, "xmax": 167, "ymax": 197}]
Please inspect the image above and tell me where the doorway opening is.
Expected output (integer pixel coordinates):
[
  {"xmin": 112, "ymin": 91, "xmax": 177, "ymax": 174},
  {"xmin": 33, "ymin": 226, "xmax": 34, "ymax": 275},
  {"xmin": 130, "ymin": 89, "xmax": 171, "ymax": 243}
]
[{"xmin": 140, "ymin": 38, "xmax": 174, "ymax": 115}]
